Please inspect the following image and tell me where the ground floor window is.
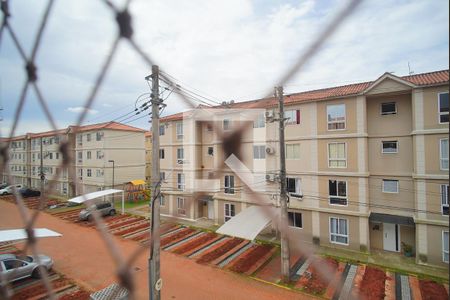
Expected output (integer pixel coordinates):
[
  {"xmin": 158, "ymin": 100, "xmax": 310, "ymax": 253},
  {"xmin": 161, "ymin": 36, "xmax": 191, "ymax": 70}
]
[
  {"xmin": 288, "ymin": 212, "xmax": 302, "ymax": 228},
  {"xmin": 224, "ymin": 203, "xmax": 235, "ymax": 222},
  {"xmin": 443, "ymin": 231, "xmax": 449, "ymax": 263},
  {"xmin": 177, "ymin": 197, "xmax": 185, "ymax": 215},
  {"xmin": 330, "ymin": 217, "xmax": 348, "ymax": 245},
  {"xmin": 160, "ymin": 195, "xmax": 165, "ymax": 207}
]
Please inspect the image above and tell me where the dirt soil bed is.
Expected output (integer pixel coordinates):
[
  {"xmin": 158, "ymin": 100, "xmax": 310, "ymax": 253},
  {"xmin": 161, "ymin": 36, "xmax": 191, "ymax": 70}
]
[
  {"xmin": 298, "ymin": 257, "xmax": 338, "ymax": 295},
  {"xmin": 197, "ymin": 238, "xmax": 243, "ymax": 264},
  {"xmin": 359, "ymin": 266, "xmax": 386, "ymax": 300},
  {"xmin": 108, "ymin": 218, "xmax": 143, "ymax": 230},
  {"xmin": 172, "ymin": 233, "xmax": 217, "ymax": 255},
  {"xmin": 113, "ymin": 222, "xmax": 149, "ymax": 236},
  {"xmin": 11, "ymin": 278, "xmax": 71, "ymax": 300},
  {"xmin": 229, "ymin": 244, "xmax": 273, "ymax": 274},
  {"xmin": 58, "ymin": 289, "xmax": 91, "ymax": 300},
  {"xmin": 419, "ymin": 279, "xmax": 449, "ymax": 300},
  {"xmin": 161, "ymin": 228, "xmax": 196, "ymax": 247}
]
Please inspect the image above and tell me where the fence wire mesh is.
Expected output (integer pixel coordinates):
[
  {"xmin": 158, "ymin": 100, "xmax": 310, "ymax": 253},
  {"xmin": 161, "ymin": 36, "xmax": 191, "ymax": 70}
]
[{"xmin": 0, "ymin": 0, "xmax": 363, "ymax": 298}]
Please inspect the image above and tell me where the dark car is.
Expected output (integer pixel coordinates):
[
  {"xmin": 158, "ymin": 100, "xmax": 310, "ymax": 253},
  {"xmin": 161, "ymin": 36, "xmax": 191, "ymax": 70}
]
[
  {"xmin": 0, "ymin": 183, "xmax": 9, "ymax": 189},
  {"xmin": 19, "ymin": 188, "xmax": 41, "ymax": 198}
]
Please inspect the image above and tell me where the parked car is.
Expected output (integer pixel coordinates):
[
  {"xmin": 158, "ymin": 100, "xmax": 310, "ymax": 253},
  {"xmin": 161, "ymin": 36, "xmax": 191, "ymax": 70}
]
[
  {"xmin": 0, "ymin": 184, "xmax": 24, "ymax": 195},
  {"xmin": 79, "ymin": 201, "xmax": 116, "ymax": 221},
  {"xmin": 0, "ymin": 253, "xmax": 54, "ymax": 282},
  {"xmin": 0, "ymin": 183, "xmax": 9, "ymax": 189},
  {"xmin": 19, "ymin": 188, "xmax": 41, "ymax": 198}
]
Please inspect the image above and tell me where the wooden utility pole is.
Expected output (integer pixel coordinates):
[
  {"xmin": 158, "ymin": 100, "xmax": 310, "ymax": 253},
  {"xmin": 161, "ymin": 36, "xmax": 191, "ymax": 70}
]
[
  {"xmin": 276, "ymin": 86, "xmax": 290, "ymax": 282},
  {"xmin": 149, "ymin": 65, "xmax": 162, "ymax": 300}
]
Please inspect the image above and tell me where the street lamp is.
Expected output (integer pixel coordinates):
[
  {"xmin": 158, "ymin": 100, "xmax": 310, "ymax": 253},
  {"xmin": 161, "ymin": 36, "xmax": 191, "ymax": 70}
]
[{"xmin": 108, "ymin": 160, "xmax": 115, "ymax": 189}]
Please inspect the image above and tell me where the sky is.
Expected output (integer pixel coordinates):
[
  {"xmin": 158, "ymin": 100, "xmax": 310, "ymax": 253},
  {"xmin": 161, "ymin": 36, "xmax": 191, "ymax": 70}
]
[{"xmin": 0, "ymin": 0, "xmax": 448, "ymax": 136}]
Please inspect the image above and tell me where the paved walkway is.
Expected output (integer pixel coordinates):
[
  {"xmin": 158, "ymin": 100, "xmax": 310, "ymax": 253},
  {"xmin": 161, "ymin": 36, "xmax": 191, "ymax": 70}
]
[{"xmin": 0, "ymin": 201, "xmax": 311, "ymax": 300}]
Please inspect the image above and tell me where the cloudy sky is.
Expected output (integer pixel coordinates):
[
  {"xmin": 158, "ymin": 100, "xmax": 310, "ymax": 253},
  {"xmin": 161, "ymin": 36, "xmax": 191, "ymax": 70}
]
[{"xmin": 0, "ymin": 0, "xmax": 448, "ymax": 136}]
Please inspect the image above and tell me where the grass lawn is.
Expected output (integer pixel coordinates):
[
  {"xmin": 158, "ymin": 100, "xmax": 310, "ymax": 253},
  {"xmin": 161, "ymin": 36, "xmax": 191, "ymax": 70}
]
[{"xmin": 114, "ymin": 198, "xmax": 149, "ymax": 210}]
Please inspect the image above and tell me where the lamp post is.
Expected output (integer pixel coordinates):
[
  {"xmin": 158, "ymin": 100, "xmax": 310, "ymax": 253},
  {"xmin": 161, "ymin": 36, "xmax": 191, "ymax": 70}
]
[{"xmin": 108, "ymin": 160, "xmax": 115, "ymax": 189}]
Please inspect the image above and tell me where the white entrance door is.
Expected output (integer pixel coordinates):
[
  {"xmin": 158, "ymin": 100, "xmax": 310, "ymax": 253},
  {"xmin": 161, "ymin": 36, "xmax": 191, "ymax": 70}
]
[
  {"xmin": 383, "ymin": 223, "xmax": 398, "ymax": 252},
  {"xmin": 207, "ymin": 201, "xmax": 214, "ymax": 219}
]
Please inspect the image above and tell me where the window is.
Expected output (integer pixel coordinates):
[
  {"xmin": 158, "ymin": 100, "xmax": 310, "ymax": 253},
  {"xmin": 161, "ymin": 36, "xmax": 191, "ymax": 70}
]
[
  {"xmin": 177, "ymin": 197, "xmax": 185, "ymax": 215},
  {"xmin": 87, "ymin": 169, "xmax": 92, "ymax": 177},
  {"xmin": 438, "ymin": 92, "xmax": 449, "ymax": 123},
  {"xmin": 442, "ymin": 185, "xmax": 449, "ymax": 216},
  {"xmin": 86, "ymin": 133, "xmax": 91, "ymax": 141},
  {"xmin": 381, "ymin": 102, "xmax": 397, "ymax": 115},
  {"xmin": 284, "ymin": 109, "xmax": 300, "ymax": 125},
  {"xmin": 253, "ymin": 113, "xmax": 265, "ymax": 128},
  {"xmin": 440, "ymin": 139, "xmax": 449, "ymax": 170},
  {"xmin": 177, "ymin": 173, "xmax": 185, "ymax": 190},
  {"xmin": 224, "ymin": 175, "xmax": 235, "ymax": 194},
  {"xmin": 160, "ymin": 172, "xmax": 165, "ymax": 181},
  {"xmin": 382, "ymin": 141, "xmax": 398, "ymax": 153},
  {"xmin": 330, "ymin": 217, "xmax": 349, "ymax": 245},
  {"xmin": 253, "ymin": 145, "xmax": 266, "ymax": 159},
  {"xmin": 328, "ymin": 143, "xmax": 346, "ymax": 168},
  {"xmin": 56, "ymin": 152, "xmax": 59, "ymax": 159},
  {"xmin": 207, "ymin": 147, "xmax": 214, "ymax": 156},
  {"xmin": 159, "ymin": 125, "xmax": 165, "ymax": 136},
  {"xmin": 329, "ymin": 180, "xmax": 347, "ymax": 205},
  {"xmin": 159, "ymin": 149, "xmax": 165, "ymax": 159},
  {"xmin": 177, "ymin": 148, "xmax": 184, "ymax": 160},
  {"xmin": 96, "ymin": 169, "xmax": 103, "ymax": 177},
  {"xmin": 96, "ymin": 132, "xmax": 103, "ymax": 141},
  {"xmin": 443, "ymin": 231, "xmax": 449, "ymax": 263},
  {"xmin": 286, "ymin": 144, "xmax": 300, "ymax": 160},
  {"xmin": 160, "ymin": 195, "xmax": 165, "ymax": 207},
  {"xmin": 288, "ymin": 212, "xmax": 302, "ymax": 228},
  {"xmin": 77, "ymin": 134, "xmax": 82, "ymax": 145},
  {"xmin": 286, "ymin": 177, "xmax": 302, "ymax": 198},
  {"xmin": 96, "ymin": 151, "xmax": 103, "ymax": 159},
  {"xmin": 224, "ymin": 203, "xmax": 235, "ymax": 222},
  {"xmin": 55, "ymin": 137, "xmax": 60, "ymax": 144},
  {"xmin": 87, "ymin": 151, "xmax": 92, "ymax": 159},
  {"xmin": 223, "ymin": 119, "xmax": 231, "ymax": 130},
  {"xmin": 382, "ymin": 179, "xmax": 399, "ymax": 193},
  {"xmin": 77, "ymin": 151, "xmax": 82, "ymax": 162},
  {"xmin": 48, "ymin": 153, "xmax": 53, "ymax": 159},
  {"xmin": 327, "ymin": 104, "xmax": 346, "ymax": 130},
  {"xmin": 176, "ymin": 123, "xmax": 183, "ymax": 139}
]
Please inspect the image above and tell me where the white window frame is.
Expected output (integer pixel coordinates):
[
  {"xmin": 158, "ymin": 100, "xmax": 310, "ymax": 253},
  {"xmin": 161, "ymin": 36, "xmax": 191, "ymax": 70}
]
[
  {"xmin": 443, "ymin": 231, "xmax": 449, "ymax": 263},
  {"xmin": 441, "ymin": 184, "xmax": 449, "ymax": 216},
  {"xmin": 284, "ymin": 109, "xmax": 300, "ymax": 125},
  {"xmin": 207, "ymin": 146, "xmax": 214, "ymax": 156},
  {"xmin": 159, "ymin": 149, "xmax": 165, "ymax": 159},
  {"xmin": 160, "ymin": 195, "xmax": 165, "ymax": 207},
  {"xmin": 177, "ymin": 173, "xmax": 185, "ymax": 190},
  {"xmin": 329, "ymin": 180, "xmax": 347, "ymax": 206},
  {"xmin": 87, "ymin": 169, "xmax": 92, "ymax": 177},
  {"xmin": 440, "ymin": 138, "xmax": 449, "ymax": 170},
  {"xmin": 177, "ymin": 148, "xmax": 184, "ymax": 160},
  {"xmin": 253, "ymin": 145, "xmax": 266, "ymax": 159},
  {"xmin": 382, "ymin": 141, "xmax": 398, "ymax": 154},
  {"xmin": 286, "ymin": 144, "xmax": 300, "ymax": 160},
  {"xmin": 96, "ymin": 151, "xmax": 103, "ymax": 159},
  {"xmin": 96, "ymin": 131, "xmax": 103, "ymax": 141},
  {"xmin": 286, "ymin": 177, "xmax": 302, "ymax": 198},
  {"xmin": 87, "ymin": 151, "xmax": 92, "ymax": 160},
  {"xmin": 380, "ymin": 102, "xmax": 397, "ymax": 115},
  {"xmin": 288, "ymin": 211, "xmax": 303, "ymax": 228},
  {"xmin": 224, "ymin": 175, "xmax": 235, "ymax": 194},
  {"xmin": 223, "ymin": 119, "xmax": 231, "ymax": 131},
  {"xmin": 253, "ymin": 113, "xmax": 265, "ymax": 128},
  {"xmin": 327, "ymin": 104, "xmax": 346, "ymax": 131},
  {"xmin": 96, "ymin": 169, "xmax": 103, "ymax": 177},
  {"xmin": 176, "ymin": 122, "xmax": 183, "ymax": 140},
  {"xmin": 329, "ymin": 217, "xmax": 349, "ymax": 245},
  {"xmin": 382, "ymin": 179, "xmax": 399, "ymax": 193},
  {"xmin": 224, "ymin": 203, "xmax": 235, "ymax": 222},
  {"xmin": 328, "ymin": 142, "xmax": 347, "ymax": 168},
  {"xmin": 159, "ymin": 124, "xmax": 165, "ymax": 136},
  {"xmin": 86, "ymin": 133, "xmax": 91, "ymax": 142},
  {"xmin": 438, "ymin": 92, "xmax": 449, "ymax": 124},
  {"xmin": 177, "ymin": 197, "xmax": 185, "ymax": 215}
]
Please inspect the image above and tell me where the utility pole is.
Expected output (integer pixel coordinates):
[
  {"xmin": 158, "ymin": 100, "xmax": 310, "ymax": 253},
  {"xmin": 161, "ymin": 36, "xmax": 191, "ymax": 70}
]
[
  {"xmin": 40, "ymin": 137, "xmax": 45, "ymax": 194},
  {"xmin": 149, "ymin": 65, "xmax": 162, "ymax": 300},
  {"xmin": 276, "ymin": 86, "xmax": 290, "ymax": 283}
]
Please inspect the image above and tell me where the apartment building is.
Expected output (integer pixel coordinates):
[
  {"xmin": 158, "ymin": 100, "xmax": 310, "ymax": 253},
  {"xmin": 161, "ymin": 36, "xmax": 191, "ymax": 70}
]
[
  {"xmin": 159, "ymin": 69, "xmax": 449, "ymax": 267},
  {"xmin": 145, "ymin": 131, "xmax": 152, "ymax": 184},
  {"xmin": 1, "ymin": 122, "xmax": 146, "ymax": 197}
]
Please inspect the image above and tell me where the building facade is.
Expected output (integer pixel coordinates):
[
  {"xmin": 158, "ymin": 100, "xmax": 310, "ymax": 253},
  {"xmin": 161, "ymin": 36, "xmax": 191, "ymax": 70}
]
[
  {"xmin": 158, "ymin": 70, "xmax": 449, "ymax": 267},
  {"xmin": 2, "ymin": 122, "xmax": 146, "ymax": 197}
]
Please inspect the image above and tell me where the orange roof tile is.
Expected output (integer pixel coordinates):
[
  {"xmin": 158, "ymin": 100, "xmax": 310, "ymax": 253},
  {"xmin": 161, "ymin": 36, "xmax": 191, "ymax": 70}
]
[
  {"xmin": 70, "ymin": 121, "xmax": 145, "ymax": 133},
  {"xmin": 160, "ymin": 69, "xmax": 449, "ymax": 121}
]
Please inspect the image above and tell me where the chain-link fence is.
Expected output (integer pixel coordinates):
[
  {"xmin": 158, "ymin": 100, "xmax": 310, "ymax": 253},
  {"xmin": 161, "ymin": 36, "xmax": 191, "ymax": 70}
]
[{"xmin": 0, "ymin": 0, "xmax": 363, "ymax": 298}]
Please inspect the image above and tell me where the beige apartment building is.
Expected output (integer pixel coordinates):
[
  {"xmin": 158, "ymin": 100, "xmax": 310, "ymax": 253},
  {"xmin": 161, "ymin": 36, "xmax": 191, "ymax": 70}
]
[
  {"xmin": 2, "ymin": 122, "xmax": 146, "ymax": 197},
  {"xmin": 145, "ymin": 131, "xmax": 152, "ymax": 184},
  {"xmin": 158, "ymin": 70, "xmax": 449, "ymax": 267}
]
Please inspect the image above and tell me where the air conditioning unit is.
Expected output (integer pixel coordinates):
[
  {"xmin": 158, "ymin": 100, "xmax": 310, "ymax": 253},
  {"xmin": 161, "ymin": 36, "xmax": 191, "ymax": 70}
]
[
  {"xmin": 265, "ymin": 174, "xmax": 275, "ymax": 182},
  {"xmin": 177, "ymin": 159, "xmax": 184, "ymax": 164},
  {"xmin": 265, "ymin": 146, "xmax": 275, "ymax": 155},
  {"xmin": 265, "ymin": 110, "xmax": 274, "ymax": 119}
]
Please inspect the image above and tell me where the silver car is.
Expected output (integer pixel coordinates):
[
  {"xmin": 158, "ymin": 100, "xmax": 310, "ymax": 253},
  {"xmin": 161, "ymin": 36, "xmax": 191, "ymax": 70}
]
[
  {"xmin": 79, "ymin": 201, "xmax": 116, "ymax": 221},
  {"xmin": 0, "ymin": 253, "xmax": 54, "ymax": 282},
  {"xmin": 0, "ymin": 184, "xmax": 24, "ymax": 195}
]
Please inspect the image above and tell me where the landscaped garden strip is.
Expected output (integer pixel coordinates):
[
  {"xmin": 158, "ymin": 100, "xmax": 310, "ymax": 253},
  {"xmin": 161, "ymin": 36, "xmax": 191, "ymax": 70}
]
[
  {"xmin": 228, "ymin": 244, "xmax": 273, "ymax": 274},
  {"xmin": 359, "ymin": 266, "xmax": 387, "ymax": 300},
  {"xmin": 197, "ymin": 238, "xmax": 244, "ymax": 264},
  {"xmin": 172, "ymin": 233, "xmax": 217, "ymax": 255},
  {"xmin": 160, "ymin": 228, "xmax": 197, "ymax": 248},
  {"xmin": 419, "ymin": 279, "xmax": 449, "ymax": 300}
]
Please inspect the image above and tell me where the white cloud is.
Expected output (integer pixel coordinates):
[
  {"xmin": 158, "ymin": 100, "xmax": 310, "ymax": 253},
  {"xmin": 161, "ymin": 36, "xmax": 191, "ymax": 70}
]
[{"xmin": 66, "ymin": 107, "xmax": 98, "ymax": 115}]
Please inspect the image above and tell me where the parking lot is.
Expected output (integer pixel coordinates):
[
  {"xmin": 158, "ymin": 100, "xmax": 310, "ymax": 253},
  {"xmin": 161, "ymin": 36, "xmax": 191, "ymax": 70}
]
[{"xmin": 1, "ymin": 196, "xmax": 449, "ymax": 300}]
